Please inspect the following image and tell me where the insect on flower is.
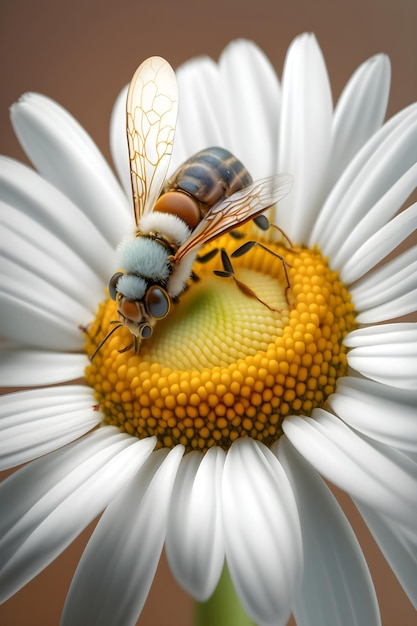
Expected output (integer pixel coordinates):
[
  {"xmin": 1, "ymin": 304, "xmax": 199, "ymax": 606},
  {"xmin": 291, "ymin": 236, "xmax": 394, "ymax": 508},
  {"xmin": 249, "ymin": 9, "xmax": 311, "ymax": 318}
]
[{"xmin": 97, "ymin": 56, "xmax": 293, "ymax": 357}]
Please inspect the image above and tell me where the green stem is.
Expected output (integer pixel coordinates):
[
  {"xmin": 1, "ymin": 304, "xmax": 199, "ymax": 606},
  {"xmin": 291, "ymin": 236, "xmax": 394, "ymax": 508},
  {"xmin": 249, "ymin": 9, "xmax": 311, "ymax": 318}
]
[{"xmin": 194, "ymin": 564, "xmax": 255, "ymax": 626}]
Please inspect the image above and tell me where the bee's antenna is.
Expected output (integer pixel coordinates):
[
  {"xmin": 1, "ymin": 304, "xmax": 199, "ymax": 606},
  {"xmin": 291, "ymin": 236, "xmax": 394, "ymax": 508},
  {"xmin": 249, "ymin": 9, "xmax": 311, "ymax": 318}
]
[{"xmin": 89, "ymin": 324, "xmax": 123, "ymax": 361}]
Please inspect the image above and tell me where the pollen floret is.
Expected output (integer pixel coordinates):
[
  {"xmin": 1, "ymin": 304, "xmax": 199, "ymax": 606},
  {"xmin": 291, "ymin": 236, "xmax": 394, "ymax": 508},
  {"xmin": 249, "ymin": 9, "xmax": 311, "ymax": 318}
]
[{"xmin": 84, "ymin": 237, "xmax": 356, "ymax": 453}]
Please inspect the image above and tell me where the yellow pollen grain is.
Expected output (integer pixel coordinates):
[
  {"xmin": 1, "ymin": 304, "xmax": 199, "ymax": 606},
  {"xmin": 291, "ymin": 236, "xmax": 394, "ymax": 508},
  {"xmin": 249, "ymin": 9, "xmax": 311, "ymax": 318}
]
[{"xmin": 84, "ymin": 234, "xmax": 356, "ymax": 453}]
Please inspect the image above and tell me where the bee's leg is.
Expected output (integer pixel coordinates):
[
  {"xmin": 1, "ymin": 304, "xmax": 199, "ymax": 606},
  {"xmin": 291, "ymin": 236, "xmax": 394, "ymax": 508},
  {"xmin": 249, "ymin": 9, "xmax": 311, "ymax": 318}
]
[
  {"xmin": 196, "ymin": 248, "xmax": 219, "ymax": 264},
  {"xmin": 134, "ymin": 336, "xmax": 140, "ymax": 354},
  {"xmin": 190, "ymin": 271, "xmax": 200, "ymax": 283},
  {"xmin": 253, "ymin": 214, "xmax": 270, "ymax": 231},
  {"xmin": 79, "ymin": 322, "xmax": 100, "ymax": 343},
  {"xmin": 80, "ymin": 320, "xmax": 108, "ymax": 353},
  {"xmin": 253, "ymin": 215, "xmax": 294, "ymax": 248},
  {"xmin": 229, "ymin": 228, "xmax": 246, "ymax": 240},
  {"xmin": 118, "ymin": 343, "xmax": 134, "ymax": 354},
  {"xmin": 120, "ymin": 336, "xmax": 140, "ymax": 355},
  {"xmin": 79, "ymin": 317, "xmax": 121, "ymax": 348},
  {"xmin": 89, "ymin": 323, "xmax": 123, "ymax": 361},
  {"xmin": 231, "ymin": 241, "xmax": 292, "ymax": 302},
  {"xmin": 214, "ymin": 248, "xmax": 282, "ymax": 313},
  {"xmin": 190, "ymin": 247, "xmax": 220, "ymax": 283}
]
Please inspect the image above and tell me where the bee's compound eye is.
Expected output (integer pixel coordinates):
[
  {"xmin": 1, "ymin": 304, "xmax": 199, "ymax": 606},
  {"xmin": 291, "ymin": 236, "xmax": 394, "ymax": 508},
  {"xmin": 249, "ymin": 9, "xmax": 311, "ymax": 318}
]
[
  {"xmin": 146, "ymin": 286, "xmax": 170, "ymax": 319},
  {"xmin": 141, "ymin": 325, "xmax": 153, "ymax": 339},
  {"xmin": 109, "ymin": 271, "xmax": 124, "ymax": 300}
]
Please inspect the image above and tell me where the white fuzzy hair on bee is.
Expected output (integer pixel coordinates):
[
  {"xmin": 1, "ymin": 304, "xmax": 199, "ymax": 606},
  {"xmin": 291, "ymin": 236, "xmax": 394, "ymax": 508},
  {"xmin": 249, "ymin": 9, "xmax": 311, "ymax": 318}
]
[
  {"xmin": 116, "ymin": 274, "xmax": 147, "ymax": 301},
  {"xmin": 139, "ymin": 212, "xmax": 192, "ymax": 246},
  {"xmin": 117, "ymin": 237, "xmax": 170, "ymax": 281},
  {"xmin": 166, "ymin": 251, "xmax": 196, "ymax": 297}
]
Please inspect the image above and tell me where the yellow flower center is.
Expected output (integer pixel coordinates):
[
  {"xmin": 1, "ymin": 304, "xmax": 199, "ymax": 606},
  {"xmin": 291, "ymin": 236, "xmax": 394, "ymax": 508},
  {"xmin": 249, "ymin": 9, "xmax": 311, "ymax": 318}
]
[{"xmin": 84, "ymin": 231, "xmax": 356, "ymax": 453}]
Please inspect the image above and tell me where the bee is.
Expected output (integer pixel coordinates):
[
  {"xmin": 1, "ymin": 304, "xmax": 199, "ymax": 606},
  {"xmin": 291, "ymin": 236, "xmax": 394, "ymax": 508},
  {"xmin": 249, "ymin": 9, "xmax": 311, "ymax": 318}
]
[{"xmin": 102, "ymin": 56, "xmax": 292, "ymax": 356}]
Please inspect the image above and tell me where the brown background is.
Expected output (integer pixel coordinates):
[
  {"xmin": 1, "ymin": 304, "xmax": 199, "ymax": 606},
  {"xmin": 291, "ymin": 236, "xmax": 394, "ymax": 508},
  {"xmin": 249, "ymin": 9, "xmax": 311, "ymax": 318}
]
[{"xmin": 1, "ymin": 0, "xmax": 416, "ymax": 624}]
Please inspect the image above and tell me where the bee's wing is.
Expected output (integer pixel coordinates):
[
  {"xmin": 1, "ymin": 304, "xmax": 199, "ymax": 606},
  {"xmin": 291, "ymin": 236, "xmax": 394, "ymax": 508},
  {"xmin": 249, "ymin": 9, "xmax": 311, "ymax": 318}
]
[
  {"xmin": 174, "ymin": 173, "xmax": 293, "ymax": 261},
  {"xmin": 126, "ymin": 56, "xmax": 178, "ymax": 226}
]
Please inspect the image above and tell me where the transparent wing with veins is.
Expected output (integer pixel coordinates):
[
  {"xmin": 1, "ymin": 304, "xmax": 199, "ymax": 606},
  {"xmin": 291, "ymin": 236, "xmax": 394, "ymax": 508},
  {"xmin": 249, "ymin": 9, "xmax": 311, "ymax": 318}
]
[
  {"xmin": 126, "ymin": 56, "xmax": 178, "ymax": 226},
  {"xmin": 174, "ymin": 173, "xmax": 293, "ymax": 261}
]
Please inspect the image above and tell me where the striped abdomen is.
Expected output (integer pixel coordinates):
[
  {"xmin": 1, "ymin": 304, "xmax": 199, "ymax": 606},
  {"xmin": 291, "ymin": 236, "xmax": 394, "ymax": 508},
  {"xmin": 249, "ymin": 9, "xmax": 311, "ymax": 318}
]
[{"xmin": 164, "ymin": 147, "xmax": 253, "ymax": 211}]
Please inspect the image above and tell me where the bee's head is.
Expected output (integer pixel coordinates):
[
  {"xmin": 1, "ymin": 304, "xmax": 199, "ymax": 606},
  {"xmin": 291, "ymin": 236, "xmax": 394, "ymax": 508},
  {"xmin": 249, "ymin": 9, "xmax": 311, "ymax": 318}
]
[{"xmin": 109, "ymin": 271, "xmax": 171, "ymax": 340}]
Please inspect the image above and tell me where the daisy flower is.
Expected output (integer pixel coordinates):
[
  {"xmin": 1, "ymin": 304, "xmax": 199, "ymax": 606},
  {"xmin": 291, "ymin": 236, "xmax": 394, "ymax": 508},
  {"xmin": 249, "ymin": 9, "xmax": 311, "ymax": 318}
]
[{"xmin": 1, "ymin": 33, "xmax": 417, "ymax": 626}]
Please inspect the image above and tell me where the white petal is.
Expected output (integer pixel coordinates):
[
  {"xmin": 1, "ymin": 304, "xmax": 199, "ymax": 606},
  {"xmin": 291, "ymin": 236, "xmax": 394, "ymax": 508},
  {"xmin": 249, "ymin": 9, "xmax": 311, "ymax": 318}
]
[
  {"xmin": 283, "ymin": 410, "xmax": 417, "ymax": 531},
  {"xmin": 355, "ymin": 499, "xmax": 417, "ymax": 609},
  {"xmin": 276, "ymin": 438, "xmax": 381, "ymax": 626},
  {"xmin": 0, "ymin": 157, "xmax": 116, "ymax": 283},
  {"xmin": 219, "ymin": 39, "xmax": 281, "ymax": 178},
  {"xmin": 222, "ymin": 438, "xmax": 302, "ymax": 626},
  {"xmin": 10, "ymin": 93, "xmax": 131, "ymax": 247},
  {"xmin": 0, "ymin": 346, "xmax": 86, "ymax": 387},
  {"xmin": 334, "ymin": 162, "xmax": 417, "ymax": 275},
  {"xmin": 344, "ymin": 325, "xmax": 417, "ymax": 390},
  {"xmin": 345, "ymin": 322, "xmax": 416, "ymax": 347},
  {"xmin": 0, "ymin": 385, "xmax": 100, "ymax": 469},
  {"xmin": 2, "ymin": 235, "xmax": 95, "ymax": 322},
  {"xmin": 0, "ymin": 277, "xmax": 84, "ymax": 350},
  {"xmin": 350, "ymin": 245, "xmax": 417, "ymax": 312},
  {"xmin": 328, "ymin": 377, "xmax": 417, "ymax": 450},
  {"xmin": 0, "ymin": 428, "xmax": 156, "ymax": 602},
  {"xmin": 166, "ymin": 447, "xmax": 225, "ymax": 601},
  {"xmin": 329, "ymin": 54, "xmax": 390, "ymax": 187},
  {"xmin": 311, "ymin": 104, "xmax": 417, "ymax": 251},
  {"xmin": 109, "ymin": 85, "xmax": 131, "ymax": 197},
  {"xmin": 172, "ymin": 56, "xmax": 224, "ymax": 172},
  {"xmin": 355, "ymin": 289, "xmax": 417, "ymax": 324},
  {"xmin": 340, "ymin": 202, "xmax": 417, "ymax": 284},
  {"xmin": 1, "ymin": 210, "xmax": 104, "ymax": 317},
  {"xmin": 277, "ymin": 33, "xmax": 333, "ymax": 243},
  {"xmin": 61, "ymin": 445, "xmax": 184, "ymax": 626}
]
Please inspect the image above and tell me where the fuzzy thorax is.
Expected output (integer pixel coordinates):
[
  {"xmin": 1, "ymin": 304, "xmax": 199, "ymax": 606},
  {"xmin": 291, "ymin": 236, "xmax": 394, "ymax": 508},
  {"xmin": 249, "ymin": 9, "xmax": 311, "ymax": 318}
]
[
  {"xmin": 117, "ymin": 212, "xmax": 196, "ymax": 299},
  {"xmin": 137, "ymin": 212, "xmax": 192, "ymax": 247}
]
